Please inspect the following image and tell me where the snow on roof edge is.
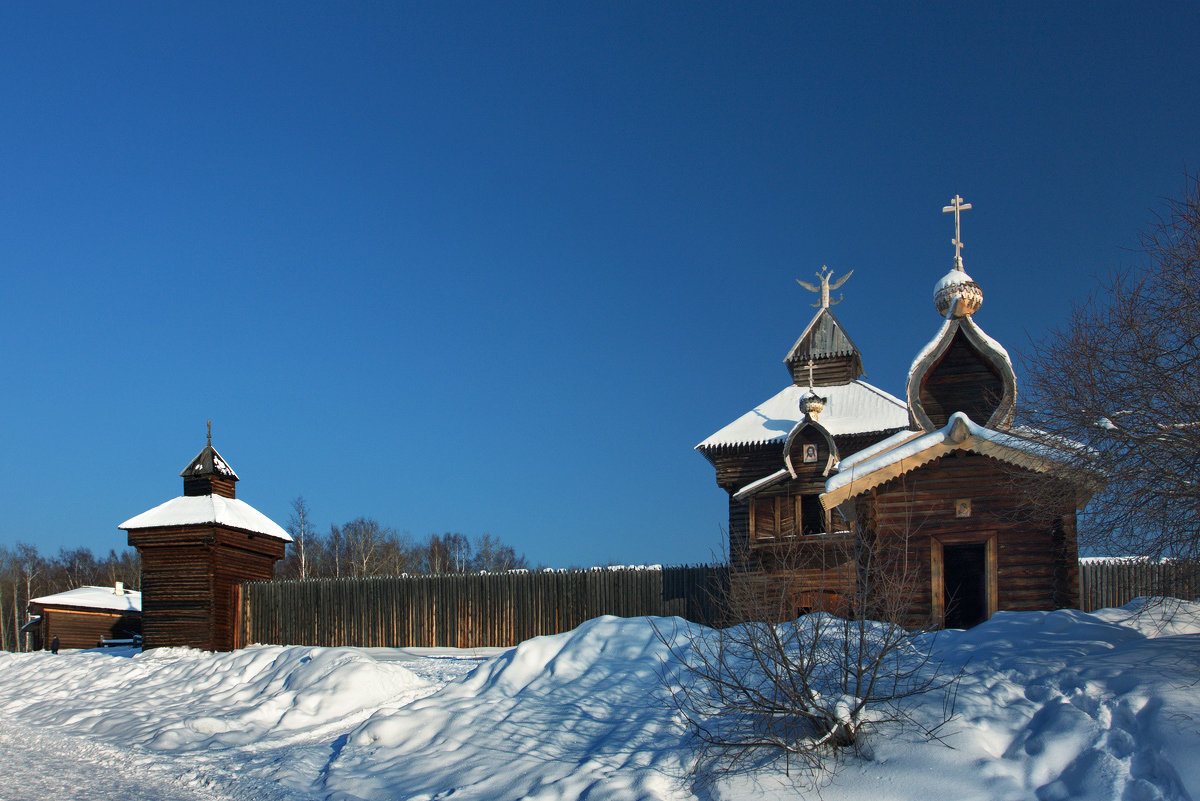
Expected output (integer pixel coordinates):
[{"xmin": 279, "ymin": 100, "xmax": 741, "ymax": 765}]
[
  {"xmin": 29, "ymin": 585, "xmax": 142, "ymax": 613},
  {"xmin": 119, "ymin": 494, "xmax": 292, "ymax": 542}
]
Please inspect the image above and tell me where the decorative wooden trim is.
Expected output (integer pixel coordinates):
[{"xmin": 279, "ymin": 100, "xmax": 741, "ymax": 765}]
[
  {"xmin": 783, "ymin": 419, "xmax": 839, "ymax": 478},
  {"xmin": 820, "ymin": 429, "xmax": 1074, "ymax": 510},
  {"xmin": 906, "ymin": 316, "xmax": 1017, "ymax": 432}
]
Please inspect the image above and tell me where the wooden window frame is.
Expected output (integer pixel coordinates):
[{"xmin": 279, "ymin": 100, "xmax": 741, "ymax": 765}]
[
  {"xmin": 750, "ymin": 494, "xmax": 828, "ymax": 543},
  {"xmin": 930, "ymin": 531, "xmax": 998, "ymax": 627}
]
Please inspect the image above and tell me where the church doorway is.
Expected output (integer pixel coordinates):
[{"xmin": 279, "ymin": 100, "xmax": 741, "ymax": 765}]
[
  {"xmin": 931, "ymin": 533, "xmax": 997, "ymax": 629},
  {"xmin": 942, "ymin": 543, "xmax": 987, "ymax": 628}
]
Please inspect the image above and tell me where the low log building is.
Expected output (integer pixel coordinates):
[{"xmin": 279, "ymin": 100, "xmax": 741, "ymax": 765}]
[{"xmin": 26, "ymin": 584, "xmax": 142, "ymax": 650}]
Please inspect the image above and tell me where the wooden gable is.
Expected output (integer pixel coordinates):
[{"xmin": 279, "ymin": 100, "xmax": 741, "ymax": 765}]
[{"xmin": 784, "ymin": 308, "xmax": 864, "ymax": 386}]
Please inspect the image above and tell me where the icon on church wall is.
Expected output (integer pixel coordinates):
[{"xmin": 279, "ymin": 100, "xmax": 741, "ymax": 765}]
[
  {"xmin": 956, "ymin": 498, "xmax": 972, "ymax": 518},
  {"xmin": 802, "ymin": 444, "xmax": 818, "ymax": 463}
]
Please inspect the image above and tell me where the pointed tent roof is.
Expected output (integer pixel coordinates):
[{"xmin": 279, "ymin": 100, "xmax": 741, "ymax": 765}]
[
  {"xmin": 180, "ymin": 443, "xmax": 239, "ymax": 481},
  {"xmin": 783, "ymin": 306, "xmax": 863, "ymax": 378}
]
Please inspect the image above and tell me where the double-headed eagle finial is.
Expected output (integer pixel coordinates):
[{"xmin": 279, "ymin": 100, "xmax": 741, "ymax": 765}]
[{"xmin": 797, "ymin": 265, "xmax": 853, "ymax": 309}]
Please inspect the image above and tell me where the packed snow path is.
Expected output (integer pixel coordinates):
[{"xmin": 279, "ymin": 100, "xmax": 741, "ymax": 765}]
[
  {"xmin": 0, "ymin": 720, "xmax": 235, "ymax": 801},
  {"xmin": 0, "ymin": 603, "xmax": 1197, "ymax": 801}
]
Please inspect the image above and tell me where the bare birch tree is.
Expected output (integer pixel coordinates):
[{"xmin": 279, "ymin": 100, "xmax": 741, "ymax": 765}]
[{"xmin": 286, "ymin": 496, "xmax": 313, "ymax": 579}]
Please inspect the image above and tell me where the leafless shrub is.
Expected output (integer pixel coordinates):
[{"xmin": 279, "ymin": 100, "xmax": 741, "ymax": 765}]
[{"xmin": 656, "ymin": 533, "xmax": 959, "ymax": 788}]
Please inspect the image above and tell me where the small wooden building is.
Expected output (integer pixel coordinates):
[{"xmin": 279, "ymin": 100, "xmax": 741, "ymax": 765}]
[
  {"xmin": 26, "ymin": 584, "xmax": 142, "ymax": 650},
  {"xmin": 120, "ymin": 436, "xmax": 291, "ymax": 650},
  {"xmin": 698, "ymin": 199, "xmax": 1091, "ymax": 628}
]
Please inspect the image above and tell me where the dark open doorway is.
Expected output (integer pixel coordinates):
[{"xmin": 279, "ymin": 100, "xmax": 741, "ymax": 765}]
[{"xmin": 943, "ymin": 542, "xmax": 988, "ymax": 628}]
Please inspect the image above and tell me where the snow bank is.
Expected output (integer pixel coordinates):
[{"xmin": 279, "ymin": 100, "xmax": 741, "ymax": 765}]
[
  {"xmin": 0, "ymin": 644, "xmax": 433, "ymax": 751},
  {"xmin": 1, "ymin": 603, "xmax": 1198, "ymax": 801},
  {"xmin": 328, "ymin": 616, "xmax": 694, "ymax": 801}
]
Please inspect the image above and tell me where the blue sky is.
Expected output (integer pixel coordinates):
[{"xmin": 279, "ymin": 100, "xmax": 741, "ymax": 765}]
[{"xmin": 2, "ymin": 3, "xmax": 1198, "ymax": 567}]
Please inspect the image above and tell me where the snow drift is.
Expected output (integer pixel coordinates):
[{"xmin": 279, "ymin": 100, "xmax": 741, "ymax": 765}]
[{"xmin": 0, "ymin": 601, "xmax": 1196, "ymax": 801}]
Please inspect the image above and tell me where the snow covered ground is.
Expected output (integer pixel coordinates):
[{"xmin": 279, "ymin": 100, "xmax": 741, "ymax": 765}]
[{"xmin": 0, "ymin": 601, "xmax": 1197, "ymax": 801}]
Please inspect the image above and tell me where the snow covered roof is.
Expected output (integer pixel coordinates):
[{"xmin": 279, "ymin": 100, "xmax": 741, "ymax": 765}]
[
  {"xmin": 119, "ymin": 494, "xmax": 292, "ymax": 542},
  {"xmin": 731, "ymin": 468, "xmax": 790, "ymax": 502},
  {"xmin": 29, "ymin": 586, "xmax": 141, "ymax": 613},
  {"xmin": 822, "ymin": 411, "xmax": 1088, "ymax": 509},
  {"xmin": 696, "ymin": 380, "xmax": 909, "ymax": 450}
]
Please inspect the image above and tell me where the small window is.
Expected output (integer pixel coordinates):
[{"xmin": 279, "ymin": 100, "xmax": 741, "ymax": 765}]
[
  {"xmin": 751, "ymin": 495, "xmax": 817, "ymax": 541},
  {"xmin": 751, "ymin": 497, "xmax": 778, "ymax": 540},
  {"xmin": 800, "ymin": 495, "xmax": 825, "ymax": 535}
]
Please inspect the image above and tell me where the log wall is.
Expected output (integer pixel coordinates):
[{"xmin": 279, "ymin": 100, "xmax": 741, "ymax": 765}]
[
  {"xmin": 868, "ymin": 452, "xmax": 1078, "ymax": 625},
  {"xmin": 129, "ymin": 525, "xmax": 284, "ymax": 650},
  {"xmin": 34, "ymin": 607, "xmax": 141, "ymax": 650}
]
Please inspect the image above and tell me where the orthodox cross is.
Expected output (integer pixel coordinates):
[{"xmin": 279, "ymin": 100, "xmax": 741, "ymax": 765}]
[
  {"xmin": 796, "ymin": 265, "xmax": 854, "ymax": 309},
  {"xmin": 942, "ymin": 194, "xmax": 972, "ymax": 268},
  {"xmin": 806, "ymin": 358, "xmax": 816, "ymax": 389}
]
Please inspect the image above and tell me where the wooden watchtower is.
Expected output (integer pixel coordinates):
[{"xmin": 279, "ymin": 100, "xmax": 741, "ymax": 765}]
[{"xmin": 121, "ymin": 432, "xmax": 291, "ymax": 650}]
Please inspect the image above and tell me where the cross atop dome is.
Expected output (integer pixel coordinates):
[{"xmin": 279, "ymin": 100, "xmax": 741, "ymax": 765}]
[{"xmin": 942, "ymin": 194, "xmax": 972, "ymax": 269}]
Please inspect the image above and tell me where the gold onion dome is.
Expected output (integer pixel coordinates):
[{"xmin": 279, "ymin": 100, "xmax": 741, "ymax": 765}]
[
  {"xmin": 800, "ymin": 390, "xmax": 826, "ymax": 421},
  {"xmin": 934, "ymin": 267, "xmax": 983, "ymax": 318}
]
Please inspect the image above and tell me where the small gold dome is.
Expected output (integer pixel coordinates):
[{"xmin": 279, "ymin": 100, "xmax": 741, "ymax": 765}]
[
  {"xmin": 934, "ymin": 268, "xmax": 983, "ymax": 318},
  {"xmin": 800, "ymin": 390, "xmax": 826, "ymax": 421}
]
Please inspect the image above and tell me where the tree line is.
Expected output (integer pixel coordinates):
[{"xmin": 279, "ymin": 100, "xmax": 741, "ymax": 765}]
[
  {"xmin": 0, "ymin": 544, "xmax": 140, "ymax": 653},
  {"xmin": 278, "ymin": 497, "xmax": 529, "ymax": 580}
]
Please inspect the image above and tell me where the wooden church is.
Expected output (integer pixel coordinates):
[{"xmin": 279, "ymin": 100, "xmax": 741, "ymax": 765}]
[
  {"xmin": 120, "ymin": 429, "xmax": 291, "ymax": 650},
  {"xmin": 697, "ymin": 197, "xmax": 1091, "ymax": 628}
]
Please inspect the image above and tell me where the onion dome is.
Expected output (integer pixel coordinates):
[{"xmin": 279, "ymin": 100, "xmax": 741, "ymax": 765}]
[
  {"xmin": 800, "ymin": 389, "xmax": 826, "ymax": 421},
  {"xmin": 934, "ymin": 267, "xmax": 983, "ymax": 318}
]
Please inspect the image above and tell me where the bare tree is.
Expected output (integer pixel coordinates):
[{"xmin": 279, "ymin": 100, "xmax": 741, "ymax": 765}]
[
  {"xmin": 103, "ymin": 549, "xmax": 141, "ymax": 589},
  {"xmin": 472, "ymin": 533, "xmax": 528, "ymax": 572},
  {"xmin": 14, "ymin": 544, "xmax": 43, "ymax": 652},
  {"xmin": 286, "ymin": 496, "xmax": 313, "ymax": 579},
  {"xmin": 0, "ymin": 545, "xmax": 10, "ymax": 652},
  {"xmin": 341, "ymin": 518, "xmax": 398, "ymax": 577},
  {"xmin": 422, "ymin": 533, "xmax": 472, "ymax": 574},
  {"xmin": 657, "ymin": 533, "xmax": 957, "ymax": 788},
  {"xmin": 1019, "ymin": 176, "xmax": 1200, "ymax": 562}
]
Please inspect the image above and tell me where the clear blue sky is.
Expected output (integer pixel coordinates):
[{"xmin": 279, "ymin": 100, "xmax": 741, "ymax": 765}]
[{"xmin": 2, "ymin": 3, "xmax": 1198, "ymax": 567}]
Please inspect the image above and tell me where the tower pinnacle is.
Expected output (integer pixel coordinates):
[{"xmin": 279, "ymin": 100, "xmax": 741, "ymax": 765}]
[{"xmin": 796, "ymin": 265, "xmax": 854, "ymax": 309}]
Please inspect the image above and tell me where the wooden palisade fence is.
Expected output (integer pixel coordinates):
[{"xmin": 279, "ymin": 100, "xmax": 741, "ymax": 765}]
[
  {"xmin": 1078, "ymin": 559, "xmax": 1200, "ymax": 613},
  {"xmin": 236, "ymin": 566, "xmax": 726, "ymax": 649},
  {"xmin": 235, "ymin": 561, "xmax": 1199, "ymax": 649}
]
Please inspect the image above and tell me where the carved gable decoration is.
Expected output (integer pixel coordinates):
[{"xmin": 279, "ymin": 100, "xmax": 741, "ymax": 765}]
[
  {"xmin": 908, "ymin": 316, "xmax": 1017, "ymax": 431},
  {"xmin": 784, "ymin": 419, "xmax": 839, "ymax": 478}
]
